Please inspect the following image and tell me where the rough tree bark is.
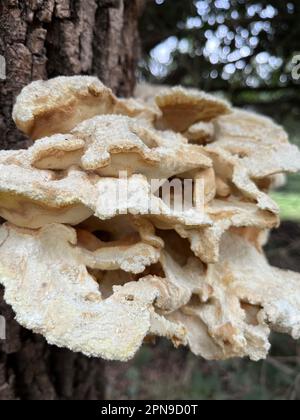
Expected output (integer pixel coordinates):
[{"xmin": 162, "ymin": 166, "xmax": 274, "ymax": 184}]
[{"xmin": 0, "ymin": 0, "xmax": 144, "ymax": 400}]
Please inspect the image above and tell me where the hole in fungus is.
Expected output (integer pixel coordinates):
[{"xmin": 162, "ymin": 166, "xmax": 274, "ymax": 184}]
[
  {"xmin": 240, "ymin": 300, "xmax": 262, "ymax": 327},
  {"xmin": 93, "ymin": 230, "xmax": 113, "ymax": 243}
]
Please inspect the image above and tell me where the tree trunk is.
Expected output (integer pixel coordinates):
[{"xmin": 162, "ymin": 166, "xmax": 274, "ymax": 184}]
[{"xmin": 0, "ymin": 0, "xmax": 143, "ymax": 400}]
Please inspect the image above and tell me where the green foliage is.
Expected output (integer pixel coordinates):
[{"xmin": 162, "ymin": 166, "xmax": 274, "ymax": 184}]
[
  {"xmin": 140, "ymin": 0, "xmax": 300, "ymax": 110},
  {"xmin": 271, "ymin": 193, "xmax": 300, "ymax": 221}
]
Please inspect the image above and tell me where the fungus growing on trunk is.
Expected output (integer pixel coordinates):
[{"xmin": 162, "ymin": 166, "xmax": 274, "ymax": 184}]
[{"xmin": 0, "ymin": 76, "xmax": 300, "ymax": 361}]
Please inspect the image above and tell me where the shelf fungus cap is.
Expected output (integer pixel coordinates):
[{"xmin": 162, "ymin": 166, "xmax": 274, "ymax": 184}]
[
  {"xmin": 0, "ymin": 223, "xmax": 186, "ymax": 360},
  {"xmin": 0, "ymin": 157, "xmax": 211, "ymax": 230},
  {"xmin": 76, "ymin": 227, "xmax": 162, "ymax": 275},
  {"xmin": 206, "ymin": 110, "xmax": 300, "ymax": 212},
  {"xmin": 28, "ymin": 115, "xmax": 212, "ymax": 178},
  {"xmin": 212, "ymin": 109, "xmax": 300, "ymax": 177},
  {"xmin": 184, "ymin": 121, "xmax": 215, "ymax": 144},
  {"xmin": 0, "ymin": 163, "xmax": 96, "ymax": 228},
  {"xmin": 175, "ymin": 199, "xmax": 279, "ymax": 264},
  {"xmin": 155, "ymin": 86, "xmax": 231, "ymax": 132},
  {"xmin": 13, "ymin": 76, "xmax": 118, "ymax": 140},
  {"xmin": 168, "ymin": 232, "xmax": 300, "ymax": 361}
]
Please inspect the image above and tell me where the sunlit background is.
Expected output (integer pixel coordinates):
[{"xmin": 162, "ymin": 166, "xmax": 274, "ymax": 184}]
[{"xmin": 139, "ymin": 0, "xmax": 300, "ymax": 220}]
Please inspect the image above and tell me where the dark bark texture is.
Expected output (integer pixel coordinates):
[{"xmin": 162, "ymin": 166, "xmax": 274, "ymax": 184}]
[
  {"xmin": 0, "ymin": 0, "xmax": 143, "ymax": 149},
  {"xmin": 0, "ymin": 0, "xmax": 144, "ymax": 400}
]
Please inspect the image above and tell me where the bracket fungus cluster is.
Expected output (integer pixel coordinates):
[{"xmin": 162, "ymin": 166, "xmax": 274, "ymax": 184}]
[{"xmin": 1, "ymin": 76, "xmax": 300, "ymax": 361}]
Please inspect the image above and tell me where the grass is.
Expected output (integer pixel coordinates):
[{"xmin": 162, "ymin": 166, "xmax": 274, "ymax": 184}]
[
  {"xmin": 283, "ymin": 173, "xmax": 300, "ymax": 195},
  {"xmin": 271, "ymin": 192, "xmax": 300, "ymax": 221}
]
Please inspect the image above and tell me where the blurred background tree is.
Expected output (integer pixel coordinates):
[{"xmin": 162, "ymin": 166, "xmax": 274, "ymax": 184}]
[
  {"xmin": 139, "ymin": 0, "xmax": 300, "ymax": 216},
  {"xmin": 140, "ymin": 0, "xmax": 300, "ymax": 111}
]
